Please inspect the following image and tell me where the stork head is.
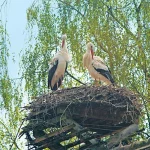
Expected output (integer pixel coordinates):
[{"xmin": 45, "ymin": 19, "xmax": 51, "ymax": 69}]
[
  {"xmin": 87, "ymin": 42, "xmax": 94, "ymax": 59},
  {"xmin": 62, "ymin": 34, "xmax": 67, "ymax": 48}
]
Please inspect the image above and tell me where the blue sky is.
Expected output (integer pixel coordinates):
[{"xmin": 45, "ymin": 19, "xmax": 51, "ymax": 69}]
[{"xmin": 1, "ymin": 0, "xmax": 33, "ymax": 79}]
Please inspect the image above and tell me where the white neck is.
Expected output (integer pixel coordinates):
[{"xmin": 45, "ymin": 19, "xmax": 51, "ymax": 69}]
[{"xmin": 84, "ymin": 52, "xmax": 92, "ymax": 68}]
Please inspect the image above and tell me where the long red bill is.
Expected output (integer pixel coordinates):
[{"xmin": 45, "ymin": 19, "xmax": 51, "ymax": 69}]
[
  {"xmin": 62, "ymin": 40, "xmax": 65, "ymax": 48},
  {"xmin": 91, "ymin": 49, "xmax": 94, "ymax": 59}
]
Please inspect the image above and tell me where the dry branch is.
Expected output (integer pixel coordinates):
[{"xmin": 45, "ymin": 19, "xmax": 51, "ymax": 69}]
[{"xmin": 107, "ymin": 124, "xmax": 139, "ymax": 149}]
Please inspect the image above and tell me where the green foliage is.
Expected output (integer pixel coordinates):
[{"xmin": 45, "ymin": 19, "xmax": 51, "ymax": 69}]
[{"xmin": 0, "ymin": 20, "xmax": 24, "ymax": 149}]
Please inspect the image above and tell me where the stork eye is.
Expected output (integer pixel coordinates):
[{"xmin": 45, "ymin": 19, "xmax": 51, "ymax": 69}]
[{"xmin": 91, "ymin": 46, "xmax": 92, "ymax": 48}]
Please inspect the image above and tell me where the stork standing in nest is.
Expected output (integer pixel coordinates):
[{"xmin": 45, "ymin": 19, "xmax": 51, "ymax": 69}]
[
  {"xmin": 48, "ymin": 34, "xmax": 71, "ymax": 90},
  {"xmin": 83, "ymin": 42, "xmax": 114, "ymax": 85}
]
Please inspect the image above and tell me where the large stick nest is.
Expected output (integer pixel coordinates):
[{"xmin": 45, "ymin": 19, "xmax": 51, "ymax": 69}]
[{"xmin": 22, "ymin": 85, "xmax": 141, "ymax": 149}]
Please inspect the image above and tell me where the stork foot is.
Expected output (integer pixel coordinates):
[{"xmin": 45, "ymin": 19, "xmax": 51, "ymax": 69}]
[{"xmin": 93, "ymin": 80, "xmax": 101, "ymax": 86}]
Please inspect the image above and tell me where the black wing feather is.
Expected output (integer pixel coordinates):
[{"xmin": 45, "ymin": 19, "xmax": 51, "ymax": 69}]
[
  {"xmin": 93, "ymin": 66, "xmax": 115, "ymax": 84},
  {"xmin": 48, "ymin": 60, "xmax": 68, "ymax": 91},
  {"xmin": 48, "ymin": 60, "xmax": 58, "ymax": 90}
]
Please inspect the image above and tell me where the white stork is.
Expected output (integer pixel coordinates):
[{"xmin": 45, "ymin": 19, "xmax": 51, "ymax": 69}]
[
  {"xmin": 83, "ymin": 42, "xmax": 114, "ymax": 85},
  {"xmin": 48, "ymin": 34, "xmax": 71, "ymax": 90}
]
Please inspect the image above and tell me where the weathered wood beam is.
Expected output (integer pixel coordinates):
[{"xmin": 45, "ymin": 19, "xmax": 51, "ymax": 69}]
[
  {"xmin": 36, "ymin": 142, "xmax": 63, "ymax": 150},
  {"xmin": 63, "ymin": 134, "xmax": 98, "ymax": 149},
  {"xmin": 107, "ymin": 124, "xmax": 139, "ymax": 149},
  {"xmin": 65, "ymin": 119, "xmax": 83, "ymax": 131},
  {"xmin": 33, "ymin": 124, "xmax": 75, "ymax": 144},
  {"xmin": 79, "ymin": 140, "xmax": 99, "ymax": 150},
  {"xmin": 111, "ymin": 138, "xmax": 150, "ymax": 150},
  {"xmin": 76, "ymin": 138, "xmax": 150, "ymax": 150},
  {"xmin": 36, "ymin": 128, "xmax": 89, "ymax": 150},
  {"xmin": 50, "ymin": 128, "xmax": 89, "ymax": 145}
]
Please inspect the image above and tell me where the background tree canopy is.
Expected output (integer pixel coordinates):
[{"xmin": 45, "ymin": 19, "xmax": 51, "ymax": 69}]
[
  {"xmin": 0, "ymin": 20, "xmax": 23, "ymax": 149},
  {"xmin": 0, "ymin": 0, "xmax": 150, "ymax": 149}
]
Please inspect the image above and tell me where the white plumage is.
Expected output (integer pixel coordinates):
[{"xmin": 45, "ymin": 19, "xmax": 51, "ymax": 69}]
[
  {"xmin": 83, "ymin": 42, "xmax": 114, "ymax": 85},
  {"xmin": 48, "ymin": 34, "xmax": 71, "ymax": 90}
]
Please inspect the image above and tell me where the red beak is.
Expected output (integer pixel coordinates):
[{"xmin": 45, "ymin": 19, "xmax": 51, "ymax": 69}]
[
  {"xmin": 62, "ymin": 40, "xmax": 64, "ymax": 48},
  {"xmin": 91, "ymin": 49, "xmax": 94, "ymax": 59}
]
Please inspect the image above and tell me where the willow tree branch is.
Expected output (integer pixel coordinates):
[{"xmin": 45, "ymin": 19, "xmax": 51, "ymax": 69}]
[
  {"xmin": 57, "ymin": 0, "xmax": 84, "ymax": 17},
  {"xmin": 0, "ymin": 120, "xmax": 21, "ymax": 150},
  {"xmin": 128, "ymin": 80, "xmax": 150, "ymax": 129},
  {"xmin": 92, "ymin": 34, "xmax": 109, "ymax": 53},
  {"xmin": 101, "ymin": 1, "xmax": 137, "ymax": 41},
  {"xmin": 66, "ymin": 70, "xmax": 86, "ymax": 86},
  {"xmin": 1, "ymin": 0, "xmax": 7, "ymax": 7},
  {"xmin": 133, "ymin": 0, "xmax": 142, "ymax": 42},
  {"xmin": 133, "ymin": 0, "xmax": 147, "ymax": 92},
  {"xmin": 9, "ymin": 119, "xmax": 25, "ymax": 150},
  {"xmin": 57, "ymin": 0, "xmax": 109, "ymax": 53}
]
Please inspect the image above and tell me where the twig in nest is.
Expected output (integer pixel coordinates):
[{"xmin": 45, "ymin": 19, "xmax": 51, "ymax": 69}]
[{"xmin": 60, "ymin": 101, "xmax": 73, "ymax": 129}]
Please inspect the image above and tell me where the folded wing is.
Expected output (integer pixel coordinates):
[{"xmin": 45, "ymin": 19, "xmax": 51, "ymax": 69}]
[{"xmin": 92, "ymin": 58, "xmax": 115, "ymax": 84}]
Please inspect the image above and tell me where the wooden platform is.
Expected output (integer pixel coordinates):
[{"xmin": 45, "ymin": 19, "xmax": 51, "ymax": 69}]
[{"xmin": 21, "ymin": 85, "xmax": 141, "ymax": 150}]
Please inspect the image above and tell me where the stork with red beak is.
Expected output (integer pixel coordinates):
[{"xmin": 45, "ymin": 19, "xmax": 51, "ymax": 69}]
[
  {"xmin": 83, "ymin": 42, "xmax": 114, "ymax": 85},
  {"xmin": 48, "ymin": 34, "xmax": 71, "ymax": 90}
]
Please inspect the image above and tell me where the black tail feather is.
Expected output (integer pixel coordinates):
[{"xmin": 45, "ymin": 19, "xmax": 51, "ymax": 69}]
[
  {"xmin": 48, "ymin": 60, "xmax": 67, "ymax": 91},
  {"xmin": 93, "ymin": 67, "xmax": 115, "ymax": 84},
  {"xmin": 48, "ymin": 60, "xmax": 58, "ymax": 89}
]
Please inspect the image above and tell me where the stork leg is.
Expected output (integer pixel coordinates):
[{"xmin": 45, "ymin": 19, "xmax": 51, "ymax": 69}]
[
  {"xmin": 93, "ymin": 79, "xmax": 100, "ymax": 86},
  {"xmin": 57, "ymin": 75, "xmax": 64, "ymax": 90}
]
